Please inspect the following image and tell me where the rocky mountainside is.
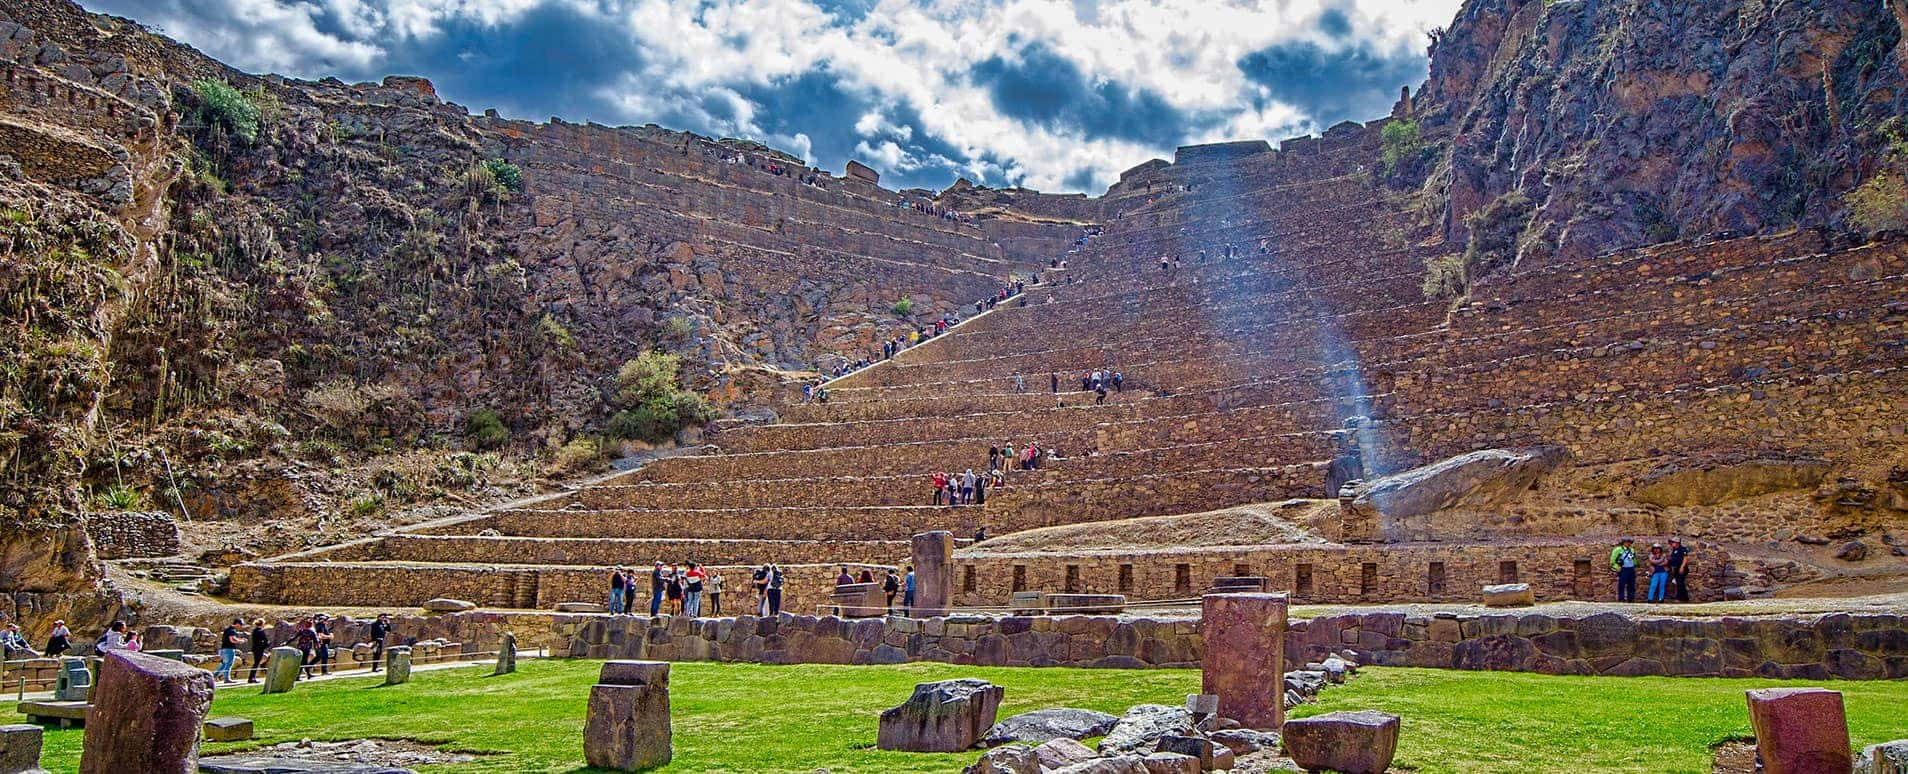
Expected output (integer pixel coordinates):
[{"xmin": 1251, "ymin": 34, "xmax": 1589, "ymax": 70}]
[
  {"xmin": 1409, "ymin": 0, "xmax": 1907, "ymax": 269},
  {"xmin": 0, "ymin": 0, "xmax": 1070, "ymax": 632}
]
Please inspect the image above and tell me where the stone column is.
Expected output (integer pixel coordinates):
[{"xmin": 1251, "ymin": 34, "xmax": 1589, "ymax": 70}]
[
  {"xmin": 494, "ymin": 632, "xmax": 518, "ymax": 676},
  {"xmin": 80, "ymin": 650, "xmax": 214, "ymax": 774},
  {"xmin": 384, "ymin": 646, "xmax": 413, "ymax": 685},
  {"xmin": 261, "ymin": 647, "xmax": 301, "ymax": 694},
  {"xmin": 584, "ymin": 661, "xmax": 672, "ymax": 772},
  {"xmin": 910, "ymin": 531, "xmax": 954, "ymax": 617},
  {"xmin": 1199, "ymin": 592, "xmax": 1288, "ymax": 730}
]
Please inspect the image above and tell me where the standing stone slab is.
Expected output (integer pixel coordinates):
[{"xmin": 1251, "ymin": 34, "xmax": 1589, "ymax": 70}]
[
  {"xmin": 261, "ymin": 647, "xmax": 301, "ymax": 694},
  {"xmin": 79, "ymin": 650, "xmax": 215, "ymax": 774},
  {"xmin": 1281, "ymin": 710, "xmax": 1399, "ymax": 774},
  {"xmin": 1746, "ymin": 687, "xmax": 1852, "ymax": 774},
  {"xmin": 1199, "ymin": 593, "xmax": 1288, "ymax": 730},
  {"xmin": 877, "ymin": 678, "xmax": 1003, "ymax": 752},
  {"xmin": 494, "ymin": 632, "xmax": 517, "ymax": 676},
  {"xmin": 53, "ymin": 658, "xmax": 91, "ymax": 702},
  {"xmin": 911, "ymin": 531, "xmax": 955, "ymax": 617},
  {"xmin": 1, "ymin": 723, "xmax": 49, "ymax": 774},
  {"xmin": 584, "ymin": 661, "xmax": 671, "ymax": 771},
  {"xmin": 383, "ymin": 646, "xmax": 413, "ymax": 685}
]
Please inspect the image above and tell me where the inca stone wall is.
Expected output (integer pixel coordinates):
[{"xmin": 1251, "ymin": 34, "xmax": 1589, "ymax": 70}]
[{"xmin": 82, "ymin": 510, "xmax": 180, "ymax": 560}]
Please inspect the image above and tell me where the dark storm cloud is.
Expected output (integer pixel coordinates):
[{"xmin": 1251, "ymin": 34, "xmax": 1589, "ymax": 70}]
[
  {"xmin": 970, "ymin": 41, "xmax": 1192, "ymax": 146},
  {"xmin": 1237, "ymin": 39, "xmax": 1425, "ymax": 126}
]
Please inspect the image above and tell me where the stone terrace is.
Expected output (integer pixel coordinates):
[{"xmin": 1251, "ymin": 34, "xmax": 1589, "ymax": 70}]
[{"xmin": 233, "ymin": 120, "xmax": 1908, "ymax": 614}]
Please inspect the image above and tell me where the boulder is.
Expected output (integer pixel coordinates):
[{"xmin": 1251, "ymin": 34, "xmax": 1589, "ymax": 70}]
[
  {"xmin": 80, "ymin": 650, "xmax": 215, "ymax": 774},
  {"xmin": 1034, "ymin": 738, "xmax": 1098, "ymax": 769},
  {"xmin": 1746, "ymin": 687, "xmax": 1852, "ymax": 774},
  {"xmin": 1154, "ymin": 735, "xmax": 1227, "ymax": 770},
  {"xmin": 1630, "ymin": 457, "xmax": 1829, "ymax": 506},
  {"xmin": 1, "ymin": 724, "xmax": 48, "ymax": 774},
  {"xmin": 422, "ymin": 598, "xmax": 476, "ymax": 613},
  {"xmin": 1140, "ymin": 752, "xmax": 1201, "ymax": 774},
  {"xmin": 1281, "ymin": 710, "xmax": 1401, "ymax": 774},
  {"xmin": 383, "ymin": 646, "xmax": 412, "ymax": 685},
  {"xmin": 197, "ymin": 756, "xmax": 414, "ymax": 773},
  {"xmin": 1858, "ymin": 739, "xmax": 1908, "ymax": 774},
  {"xmin": 982, "ymin": 708, "xmax": 1118, "ymax": 746},
  {"xmin": 202, "ymin": 717, "xmax": 254, "ymax": 742},
  {"xmin": 1210, "ymin": 728, "xmax": 1279, "ymax": 756},
  {"xmin": 1482, "ymin": 583, "xmax": 1535, "ymax": 607},
  {"xmin": 1340, "ymin": 447, "xmax": 1564, "ymax": 542},
  {"xmin": 964, "ymin": 744, "xmax": 1039, "ymax": 774},
  {"xmin": 1051, "ymin": 755, "xmax": 1149, "ymax": 774},
  {"xmin": 1837, "ymin": 540, "xmax": 1869, "ymax": 562},
  {"xmin": 261, "ymin": 647, "xmax": 301, "ymax": 694},
  {"xmin": 878, "ymin": 679, "xmax": 1004, "ymax": 752},
  {"xmin": 1098, "ymin": 704, "xmax": 1193, "ymax": 755},
  {"xmin": 585, "ymin": 661, "xmax": 672, "ymax": 771}
]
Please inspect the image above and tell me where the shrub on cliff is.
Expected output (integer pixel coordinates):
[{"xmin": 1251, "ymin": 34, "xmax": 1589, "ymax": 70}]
[
  {"xmin": 606, "ymin": 352, "xmax": 714, "ymax": 444},
  {"xmin": 892, "ymin": 297, "xmax": 914, "ymax": 317},
  {"xmin": 484, "ymin": 159, "xmax": 524, "ymax": 192},
  {"xmin": 1422, "ymin": 191, "xmax": 1533, "ymax": 299},
  {"xmin": 191, "ymin": 79, "xmax": 261, "ymax": 144},
  {"xmin": 1845, "ymin": 122, "xmax": 1908, "ymax": 237},
  {"xmin": 463, "ymin": 408, "xmax": 510, "ymax": 450},
  {"xmin": 1380, "ymin": 119, "xmax": 1428, "ymax": 178}
]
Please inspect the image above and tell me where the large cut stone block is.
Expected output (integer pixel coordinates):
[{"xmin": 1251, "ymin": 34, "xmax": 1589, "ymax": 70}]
[
  {"xmin": 584, "ymin": 661, "xmax": 671, "ymax": 771},
  {"xmin": 80, "ymin": 650, "xmax": 215, "ymax": 774},
  {"xmin": 202, "ymin": 717, "xmax": 253, "ymax": 742},
  {"xmin": 1041, "ymin": 594, "xmax": 1125, "ymax": 614},
  {"xmin": 261, "ymin": 647, "xmax": 300, "ymax": 694},
  {"xmin": 53, "ymin": 658, "xmax": 91, "ymax": 702},
  {"xmin": 877, "ymin": 678, "xmax": 1003, "ymax": 752},
  {"xmin": 383, "ymin": 646, "xmax": 412, "ymax": 685},
  {"xmin": 1199, "ymin": 593, "xmax": 1288, "ymax": 730},
  {"xmin": 911, "ymin": 531, "xmax": 955, "ymax": 617},
  {"xmin": 830, "ymin": 583, "xmax": 886, "ymax": 618},
  {"xmin": 494, "ymin": 632, "xmax": 518, "ymax": 676},
  {"xmin": 1746, "ymin": 687, "xmax": 1852, "ymax": 774},
  {"xmin": 1481, "ymin": 583, "xmax": 1534, "ymax": 607},
  {"xmin": 1281, "ymin": 710, "xmax": 1400, "ymax": 774},
  {"xmin": 1, "ymin": 723, "xmax": 48, "ymax": 774}
]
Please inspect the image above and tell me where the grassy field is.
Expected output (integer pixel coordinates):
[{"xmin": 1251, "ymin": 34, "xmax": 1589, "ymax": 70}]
[{"xmin": 4, "ymin": 660, "xmax": 1906, "ymax": 773}]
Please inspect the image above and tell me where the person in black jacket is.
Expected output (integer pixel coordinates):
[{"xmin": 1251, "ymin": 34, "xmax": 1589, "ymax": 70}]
[
  {"xmin": 367, "ymin": 613, "xmax": 392, "ymax": 672},
  {"xmin": 247, "ymin": 618, "xmax": 269, "ymax": 683}
]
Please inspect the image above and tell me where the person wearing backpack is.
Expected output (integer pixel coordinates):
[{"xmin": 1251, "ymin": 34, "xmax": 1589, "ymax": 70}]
[
  {"xmin": 765, "ymin": 564, "xmax": 785, "ymax": 615},
  {"xmin": 292, "ymin": 618, "xmax": 320, "ymax": 679},
  {"xmin": 1608, "ymin": 538, "xmax": 1637, "ymax": 602}
]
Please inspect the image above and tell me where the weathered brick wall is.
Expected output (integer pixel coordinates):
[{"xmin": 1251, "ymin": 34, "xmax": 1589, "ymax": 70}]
[
  {"xmin": 358, "ymin": 534, "xmax": 910, "ymax": 567},
  {"xmin": 83, "ymin": 510, "xmax": 180, "ymax": 559},
  {"xmin": 953, "ymin": 539, "xmax": 1731, "ymax": 606}
]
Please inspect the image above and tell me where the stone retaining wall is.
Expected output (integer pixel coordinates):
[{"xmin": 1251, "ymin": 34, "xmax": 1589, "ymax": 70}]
[{"xmin": 83, "ymin": 510, "xmax": 180, "ymax": 559}]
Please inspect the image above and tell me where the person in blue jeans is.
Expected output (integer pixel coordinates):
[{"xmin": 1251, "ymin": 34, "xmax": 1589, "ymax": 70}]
[
  {"xmin": 214, "ymin": 617, "xmax": 244, "ymax": 683},
  {"xmin": 902, "ymin": 566, "xmax": 916, "ymax": 615},
  {"xmin": 1646, "ymin": 543, "xmax": 1670, "ymax": 601},
  {"xmin": 608, "ymin": 568, "xmax": 626, "ymax": 614},
  {"xmin": 649, "ymin": 562, "xmax": 667, "ymax": 616},
  {"xmin": 1609, "ymin": 538, "xmax": 1637, "ymax": 602}
]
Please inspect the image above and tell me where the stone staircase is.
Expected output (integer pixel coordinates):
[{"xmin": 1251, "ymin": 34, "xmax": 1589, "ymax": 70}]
[{"xmin": 230, "ymin": 122, "xmax": 1908, "ymax": 613}]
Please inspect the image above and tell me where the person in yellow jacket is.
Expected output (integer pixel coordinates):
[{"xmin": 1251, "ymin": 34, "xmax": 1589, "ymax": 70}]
[{"xmin": 1608, "ymin": 538, "xmax": 1637, "ymax": 602}]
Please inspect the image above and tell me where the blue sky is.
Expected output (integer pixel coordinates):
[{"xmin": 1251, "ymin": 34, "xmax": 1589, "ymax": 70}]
[{"xmin": 90, "ymin": 0, "xmax": 1460, "ymax": 193}]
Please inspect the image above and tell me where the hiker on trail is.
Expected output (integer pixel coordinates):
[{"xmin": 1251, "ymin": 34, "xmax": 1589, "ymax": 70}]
[
  {"xmin": 44, "ymin": 620, "xmax": 70, "ymax": 657},
  {"xmin": 859, "ymin": 569, "xmax": 874, "ymax": 584},
  {"xmin": 667, "ymin": 565, "xmax": 685, "ymax": 614},
  {"xmin": 753, "ymin": 564, "xmax": 771, "ymax": 615},
  {"xmin": 989, "ymin": 445, "xmax": 1001, "ymax": 472},
  {"xmin": 903, "ymin": 566, "xmax": 917, "ymax": 615},
  {"xmin": 836, "ymin": 567, "xmax": 855, "ymax": 586},
  {"xmin": 608, "ymin": 566, "xmax": 628, "ymax": 614},
  {"xmin": 651, "ymin": 562, "xmax": 668, "ymax": 616},
  {"xmin": 1668, "ymin": 539, "xmax": 1692, "ymax": 602},
  {"xmin": 1609, "ymin": 538, "xmax": 1637, "ymax": 602},
  {"xmin": 1095, "ymin": 384, "xmax": 1108, "ymax": 404},
  {"xmin": 248, "ymin": 618, "xmax": 269, "ymax": 683},
  {"xmin": 765, "ymin": 564, "xmax": 785, "ymax": 615},
  {"xmin": 961, "ymin": 469, "xmax": 977, "ymax": 504},
  {"xmin": 708, "ymin": 572, "xmax": 724, "ymax": 616},
  {"xmin": 1003, "ymin": 443, "xmax": 1018, "ymax": 472},
  {"xmin": 368, "ymin": 613, "xmax": 392, "ymax": 672},
  {"xmin": 1015, "ymin": 373, "xmax": 1026, "ymax": 393},
  {"xmin": 1050, "ymin": 373, "xmax": 1059, "ymax": 393},
  {"xmin": 883, "ymin": 569, "xmax": 901, "ymax": 612},
  {"xmin": 974, "ymin": 526, "xmax": 987, "ymax": 543},
  {"xmin": 684, "ymin": 562, "xmax": 706, "ymax": 617},
  {"xmin": 1112, "ymin": 372, "xmax": 1123, "ymax": 392},
  {"xmin": 215, "ymin": 617, "xmax": 244, "ymax": 683},
  {"xmin": 933, "ymin": 471, "xmax": 949, "ymax": 505},
  {"xmin": 292, "ymin": 618, "xmax": 319, "ymax": 679},
  {"xmin": 313, "ymin": 614, "xmax": 334, "ymax": 674},
  {"xmin": 1646, "ymin": 544, "xmax": 1670, "ymax": 602},
  {"xmin": 975, "ymin": 474, "xmax": 987, "ymax": 504}
]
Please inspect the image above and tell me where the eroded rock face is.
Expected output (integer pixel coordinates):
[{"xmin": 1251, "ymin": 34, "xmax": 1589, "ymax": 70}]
[
  {"xmin": 1097, "ymin": 705, "xmax": 1193, "ymax": 756},
  {"xmin": 1631, "ymin": 457, "xmax": 1831, "ymax": 506},
  {"xmin": 877, "ymin": 678, "xmax": 1004, "ymax": 753},
  {"xmin": 1340, "ymin": 447, "xmax": 1565, "ymax": 542},
  {"xmin": 982, "ymin": 708, "xmax": 1119, "ymax": 746}
]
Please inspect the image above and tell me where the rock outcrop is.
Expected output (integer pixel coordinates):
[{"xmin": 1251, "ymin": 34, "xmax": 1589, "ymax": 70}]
[{"xmin": 1339, "ymin": 447, "xmax": 1565, "ymax": 542}]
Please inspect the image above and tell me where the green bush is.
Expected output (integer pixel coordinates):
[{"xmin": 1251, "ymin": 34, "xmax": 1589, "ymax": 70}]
[
  {"xmin": 192, "ymin": 79, "xmax": 261, "ymax": 143},
  {"xmin": 463, "ymin": 408, "xmax": 510, "ymax": 449},
  {"xmin": 891, "ymin": 297, "xmax": 914, "ymax": 317},
  {"xmin": 1380, "ymin": 119, "xmax": 1426, "ymax": 177},
  {"xmin": 95, "ymin": 484, "xmax": 142, "ymax": 510},
  {"xmin": 1845, "ymin": 124, "xmax": 1908, "ymax": 236},
  {"xmin": 605, "ymin": 352, "xmax": 714, "ymax": 443},
  {"xmin": 1423, "ymin": 191, "xmax": 1534, "ymax": 298},
  {"xmin": 484, "ymin": 158, "xmax": 524, "ymax": 192}
]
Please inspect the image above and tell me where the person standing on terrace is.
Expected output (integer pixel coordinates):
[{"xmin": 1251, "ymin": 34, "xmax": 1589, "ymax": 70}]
[
  {"xmin": 708, "ymin": 572, "xmax": 724, "ymax": 616},
  {"xmin": 1609, "ymin": 538, "xmax": 1637, "ymax": 602},
  {"xmin": 684, "ymin": 563, "xmax": 706, "ymax": 617},
  {"xmin": 883, "ymin": 569, "xmax": 900, "ymax": 612},
  {"xmin": 608, "ymin": 566, "xmax": 627, "ymax": 615}
]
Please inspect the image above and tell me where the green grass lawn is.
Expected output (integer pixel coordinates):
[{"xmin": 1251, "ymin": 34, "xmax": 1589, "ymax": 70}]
[{"xmin": 4, "ymin": 661, "xmax": 1905, "ymax": 773}]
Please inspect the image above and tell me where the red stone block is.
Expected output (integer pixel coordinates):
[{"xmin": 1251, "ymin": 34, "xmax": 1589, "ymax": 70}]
[
  {"xmin": 80, "ymin": 650, "xmax": 215, "ymax": 774},
  {"xmin": 1199, "ymin": 593, "xmax": 1288, "ymax": 730},
  {"xmin": 1746, "ymin": 687, "xmax": 1852, "ymax": 774}
]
